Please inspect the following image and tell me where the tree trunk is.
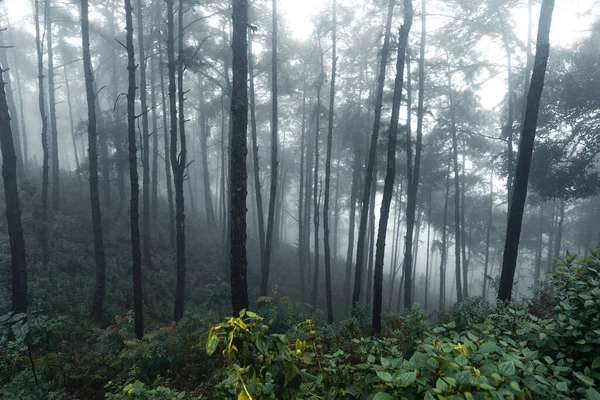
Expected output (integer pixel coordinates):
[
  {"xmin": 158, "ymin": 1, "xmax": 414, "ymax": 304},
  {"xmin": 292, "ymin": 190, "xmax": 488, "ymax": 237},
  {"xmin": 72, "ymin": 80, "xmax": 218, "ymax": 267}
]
[
  {"xmin": 9, "ymin": 30, "xmax": 28, "ymax": 171},
  {"xmin": 169, "ymin": 0, "xmax": 187, "ymax": 322},
  {"xmin": 158, "ymin": 36, "xmax": 175, "ymax": 248},
  {"xmin": 445, "ymin": 55, "xmax": 463, "ymax": 304},
  {"xmin": 372, "ymin": 0, "xmax": 412, "ymax": 334},
  {"xmin": 352, "ymin": 0, "xmax": 394, "ymax": 311},
  {"xmin": 498, "ymin": 0, "xmax": 555, "ymax": 302},
  {"xmin": 344, "ymin": 139, "xmax": 360, "ymax": 311},
  {"xmin": 533, "ymin": 201, "xmax": 544, "ymax": 288},
  {"xmin": 82, "ymin": 0, "xmax": 107, "ymax": 322},
  {"xmin": 0, "ymin": 66, "xmax": 28, "ymax": 313},
  {"xmin": 34, "ymin": 0, "xmax": 49, "ymax": 266},
  {"xmin": 546, "ymin": 199, "xmax": 556, "ymax": 272},
  {"xmin": 311, "ymin": 71, "xmax": 323, "ymax": 308},
  {"xmin": 424, "ymin": 186, "xmax": 432, "ymax": 311},
  {"xmin": 439, "ymin": 160, "xmax": 451, "ymax": 311},
  {"xmin": 125, "ymin": 0, "xmax": 144, "ymax": 339},
  {"xmin": 137, "ymin": 0, "xmax": 152, "ymax": 269},
  {"xmin": 482, "ymin": 166, "xmax": 494, "ymax": 302},
  {"xmin": 46, "ymin": 0, "xmax": 60, "ymax": 212},
  {"xmin": 229, "ymin": 0, "xmax": 249, "ymax": 315},
  {"xmin": 62, "ymin": 65, "xmax": 79, "ymax": 172},
  {"xmin": 552, "ymin": 197, "xmax": 565, "ymax": 271},
  {"xmin": 262, "ymin": 0, "xmax": 279, "ymax": 297},
  {"xmin": 199, "ymin": 85, "xmax": 216, "ymax": 225},
  {"xmin": 365, "ymin": 175, "xmax": 376, "ymax": 305},
  {"xmin": 460, "ymin": 137, "xmax": 469, "ymax": 298},
  {"xmin": 505, "ymin": 43, "xmax": 515, "ymax": 208},
  {"xmin": 322, "ymin": 0, "xmax": 336, "ymax": 324},
  {"xmin": 0, "ymin": 36, "xmax": 24, "ymax": 177},
  {"xmin": 151, "ymin": 40, "xmax": 159, "ymax": 220},
  {"xmin": 248, "ymin": 27, "xmax": 266, "ymax": 274},
  {"xmin": 298, "ymin": 63, "xmax": 307, "ymax": 301}
]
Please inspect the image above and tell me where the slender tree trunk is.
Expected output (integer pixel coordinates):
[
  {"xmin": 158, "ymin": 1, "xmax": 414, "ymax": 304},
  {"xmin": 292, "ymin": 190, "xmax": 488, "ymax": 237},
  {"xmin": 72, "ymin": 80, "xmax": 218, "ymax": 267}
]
[
  {"xmin": 505, "ymin": 43, "xmax": 515, "ymax": 207},
  {"xmin": 546, "ymin": 199, "xmax": 556, "ymax": 272},
  {"xmin": 365, "ymin": 176, "xmax": 376, "ymax": 305},
  {"xmin": 344, "ymin": 139, "xmax": 360, "ymax": 311},
  {"xmin": 262, "ymin": 0, "xmax": 279, "ymax": 296},
  {"xmin": 151, "ymin": 41, "xmax": 159, "ymax": 220},
  {"xmin": 62, "ymin": 65, "xmax": 80, "ymax": 172},
  {"xmin": 424, "ymin": 186, "xmax": 432, "ymax": 311},
  {"xmin": 298, "ymin": 63, "xmax": 307, "ymax": 300},
  {"xmin": 372, "ymin": 0, "xmax": 412, "ymax": 334},
  {"xmin": 158, "ymin": 38, "xmax": 175, "ymax": 248},
  {"xmin": 137, "ymin": 0, "xmax": 152, "ymax": 269},
  {"xmin": 460, "ymin": 137, "xmax": 469, "ymax": 298},
  {"xmin": 108, "ymin": 2, "xmax": 122, "ymax": 212},
  {"xmin": 125, "ymin": 0, "xmax": 144, "ymax": 339},
  {"xmin": 34, "ymin": 0, "xmax": 49, "ymax": 265},
  {"xmin": 498, "ymin": 0, "xmax": 555, "ymax": 302},
  {"xmin": 248, "ymin": 28, "xmax": 266, "ymax": 281},
  {"xmin": 533, "ymin": 201, "xmax": 544, "ymax": 288},
  {"xmin": 10, "ymin": 37, "xmax": 28, "ymax": 170},
  {"xmin": 230, "ymin": 0, "xmax": 249, "ymax": 314},
  {"xmin": 82, "ymin": 0, "xmax": 107, "ymax": 322},
  {"xmin": 304, "ymin": 95, "xmax": 314, "ymax": 288},
  {"xmin": 46, "ymin": 0, "xmax": 60, "ymax": 212},
  {"xmin": 199, "ymin": 86, "xmax": 216, "ymax": 225},
  {"xmin": 322, "ymin": 0, "xmax": 336, "ymax": 324},
  {"xmin": 481, "ymin": 166, "xmax": 494, "ymax": 302},
  {"xmin": 445, "ymin": 55, "xmax": 463, "ymax": 304},
  {"xmin": 439, "ymin": 160, "xmax": 451, "ymax": 311},
  {"xmin": 311, "ymin": 72, "xmax": 323, "ymax": 308},
  {"xmin": 0, "ymin": 66, "xmax": 28, "ymax": 313},
  {"xmin": 552, "ymin": 198, "xmax": 565, "ymax": 271},
  {"xmin": 0, "ymin": 36, "xmax": 24, "ymax": 177},
  {"xmin": 352, "ymin": 0, "xmax": 394, "ymax": 311},
  {"xmin": 170, "ymin": 0, "xmax": 187, "ymax": 322}
]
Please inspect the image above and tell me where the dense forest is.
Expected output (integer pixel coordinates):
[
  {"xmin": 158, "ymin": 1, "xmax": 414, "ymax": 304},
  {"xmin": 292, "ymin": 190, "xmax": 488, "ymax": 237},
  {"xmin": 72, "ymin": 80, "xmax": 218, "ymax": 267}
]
[{"xmin": 1, "ymin": 0, "xmax": 600, "ymax": 398}]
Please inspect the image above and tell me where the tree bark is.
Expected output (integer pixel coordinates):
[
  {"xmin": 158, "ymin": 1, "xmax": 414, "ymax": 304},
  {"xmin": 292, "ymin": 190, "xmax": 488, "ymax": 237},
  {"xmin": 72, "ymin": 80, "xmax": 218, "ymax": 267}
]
[
  {"xmin": 298, "ymin": 63, "xmax": 307, "ymax": 301},
  {"xmin": 439, "ymin": 160, "xmax": 451, "ymax": 311},
  {"xmin": 261, "ymin": 0, "xmax": 279, "ymax": 297},
  {"xmin": 533, "ymin": 201, "xmax": 544, "ymax": 288},
  {"xmin": 445, "ymin": 55, "xmax": 464, "ymax": 304},
  {"xmin": 498, "ymin": 0, "xmax": 555, "ymax": 302},
  {"xmin": 344, "ymin": 139, "xmax": 360, "ymax": 311},
  {"xmin": 0, "ymin": 36, "xmax": 24, "ymax": 177},
  {"xmin": 552, "ymin": 198, "xmax": 565, "ymax": 271},
  {"xmin": 322, "ymin": 0, "xmax": 336, "ymax": 324},
  {"xmin": 198, "ymin": 88, "xmax": 216, "ymax": 225},
  {"xmin": 372, "ymin": 0, "xmax": 412, "ymax": 334},
  {"xmin": 482, "ymin": 166, "xmax": 494, "ymax": 302},
  {"xmin": 151, "ymin": 38, "xmax": 159, "ymax": 220},
  {"xmin": 0, "ymin": 66, "xmax": 28, "ymax": 313},
  {"xmin": 62, "ymin": 64, "xmax": 79, "ymax": 173},
  {"xmin": 311, "ymin": 69, "xmax": 323, "ymax": 308},
  {"xmin": 82, "ymin": 0, "xmax": 107, "ymax": 322},
  {"xmin": 34, "ymin": 0, "xmax": 49, "ymax": 266},
  {"xmin": 125, "ymin": 0, "xmax": 144, "ymax": 339},
  {"xmin": 137, "ymin": 0, "xmax": 152, "ymax": 270},
  {"xmin": 229, "ymin": 0, "xmax": 249, "ymax": 315},
  {"xmin": 46, "ymin": 0, "xmax": 60, "ymax": 212},
  {"xmin": 352, "ymin": 0, "xmax": 394, "ymax": 311},
  {"xmin": 158, "ymin": 35, "xmax": 175, "ymax": 248},
  {"xmin": 170, "ymin": 0, "xmax": 187, "ymax": 322}
]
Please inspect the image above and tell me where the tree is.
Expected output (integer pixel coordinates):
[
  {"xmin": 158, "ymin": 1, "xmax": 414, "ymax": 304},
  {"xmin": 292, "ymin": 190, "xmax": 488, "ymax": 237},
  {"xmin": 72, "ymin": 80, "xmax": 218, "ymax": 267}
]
[
  {"xmin": 498, "ymin": 0, "xmax": 555, "ymax": 302},
  {"xmin": 125, "ymin": 0, "xmax": 144, "ymax": 339},
  {"xmin": 0, "ymin": 66, "xmax": 27, "ymax": 313},
  {"xmin": 352, "ymin": 0, "xmax": 394, "ymax": 312},
  {"xmin": 34, "ymin": 0, "xmax": 50, "ymax": 266},
  {"xmin": 82, "ymin": 0, "xmax": 107, "ymax": 322},
  {"xmin": 322, "ymin": 0, "xmax": 337, "ymax": 324},
  {"xmin": 230, "ymin": 0, "xmax": 249, "ymax": 315},
  {"xmin": 403, "ymin": 0, "xmax": 426, "ymax": 308},
  {"xmin": 261, "ymin": 0, "xmax": 279, "ymax": 297},
  {"xmin": 137, "ymin": 0, "xmax": 152, "ymax": 269},
  {"xmin": 248, "ymin": 26, "xmax": 266, "ymax": 280},
  {"xmin": 372, "ymin": 0, "xmax": 413, "ymax": 334},
  {"xmin": 46, "ymin": 0, "xmax": 60, "ymax": 212}
]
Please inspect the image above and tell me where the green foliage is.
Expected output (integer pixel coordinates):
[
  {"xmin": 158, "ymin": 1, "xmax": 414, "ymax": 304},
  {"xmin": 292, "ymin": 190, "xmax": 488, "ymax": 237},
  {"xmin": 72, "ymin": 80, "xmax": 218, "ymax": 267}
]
[
  {"xmin": 205, "ymin": 252, "xmax": 600, "ymax": 399},
  {"xmin": 104, "ymin": 379, "xmax": 198, "ymax": 399}
]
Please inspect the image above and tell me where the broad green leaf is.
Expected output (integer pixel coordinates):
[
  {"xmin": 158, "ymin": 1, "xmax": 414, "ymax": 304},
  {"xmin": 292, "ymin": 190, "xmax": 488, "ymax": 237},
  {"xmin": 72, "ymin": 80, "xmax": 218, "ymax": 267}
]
[
  {"xmin": 592, "ymin": 356, "xmax": 600, "ymax": 369},
  {"xmin": 556, "ymin": 381, "xmax": 569, "ymax": 392},
  {"xmin": 587, "ymin": 388, "xmax": 600, "ymax": 400},
  {"xmin": 206, "ymin": 328, "xmax": 219, "ymax": 356},
  {"xmin": 396, "ymin": 371, "xmax": 417, "ymax": 387},
  {"xmin": 376, "ymin": 370, "xmax": 393, "ymax": 382},
  {"xmin": 436, "ymin": 377, "xmax": 449, "ymax": 392},
  {"xmin": 499, "ymin": 361, "xmax": 516, "ymax": 376},
  {"xmin": 371, "ymin": 392, "xmax": 393, "ymax": 400}
]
